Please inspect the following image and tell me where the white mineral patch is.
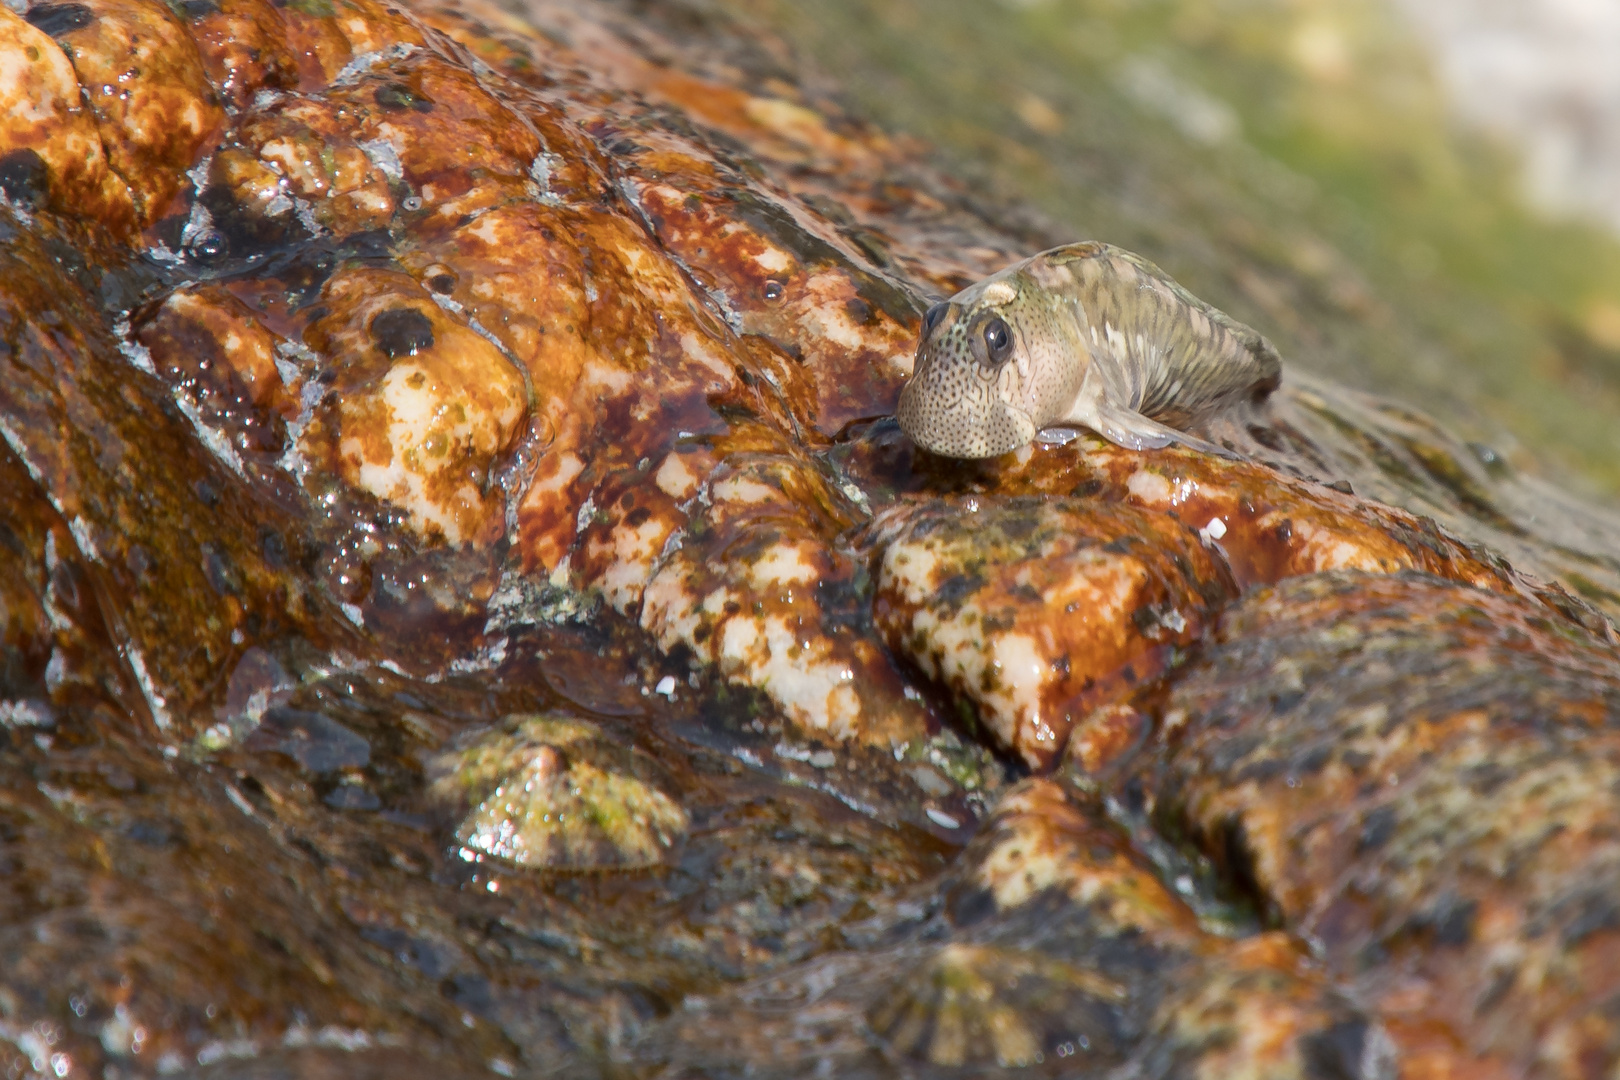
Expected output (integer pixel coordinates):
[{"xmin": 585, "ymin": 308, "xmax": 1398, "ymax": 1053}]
[
  {"xmin": 0, "ymin": 700, "xmax": 52, "ymax": 727},
  {"xmin": 711, "ymin": 474, "xmax": 776, "ymax": 505},
  {"xmin": 718, "ymin": 614, "xmax": 861, "ymax": 738},
  {"xmin": 1289, "ymin": 518, "xmax": 1388, "ymax": 572},
  {"xmin": 596, "ymin": 513, "xmax": 670, "ymax": 612},
  {"xmin": 1126, "ymin": 469, "xmax": 1173, "ymax": 504},
  {"xmin": 358, "ymin": 136, "xmax": 404, "ymax": 181},
  {"xmin": 747, "ymin": 543, "xmax": 818, "ymax": 589},
  {"xmin": 795, "ymin": 270, "xmax": 870, "ymax": 351},
  {"xmin": 655, "ymin": 451, "xmax": 700, "ymax": 499},
  {"xmin": 975, "ymin": 819, "xmax": 1071, "ymax": 910},
  {"xmin": 751, "ymin": 244, "xmax": 792, "ymax": 274}
]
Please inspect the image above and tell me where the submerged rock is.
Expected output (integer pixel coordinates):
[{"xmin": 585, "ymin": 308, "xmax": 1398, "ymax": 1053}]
[{"xmin": 3, "ymin": 0, "xmax": 1620, "ymax": 1076}]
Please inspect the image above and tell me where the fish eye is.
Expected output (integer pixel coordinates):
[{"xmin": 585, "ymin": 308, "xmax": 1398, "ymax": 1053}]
[
  {"xmin": 922, "ymin": 301, "xmax": 949, "ymax": 337},
  {"xmin": 982, "ymin": 316, "xmax": 1013, "ymax": 363}
]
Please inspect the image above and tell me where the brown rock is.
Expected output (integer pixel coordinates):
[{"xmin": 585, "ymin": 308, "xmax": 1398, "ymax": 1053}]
[
  {"xmin": 871, "ymin": 495, "xmax": 1234, "ymax": 768},
  {"xmin": 1151, "ymin": 571, "xmax": 1620, "ymax": 1076},
  {"xmin": 48, "ymin": 0, "xmax": 225, "ymax": 227},
  {"xmin": 0, "ymin": 7, "xmax": 136, "ymax": 234}
]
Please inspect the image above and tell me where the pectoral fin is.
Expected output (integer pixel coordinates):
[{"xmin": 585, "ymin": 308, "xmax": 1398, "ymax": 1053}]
[
  {"xmin": 1089, "ymin": 401, "xmax": 1175, "ymax": 450},
  {"xmin": 1084, "ymin": 401, "xmax": 1242, "ymax": 459}
]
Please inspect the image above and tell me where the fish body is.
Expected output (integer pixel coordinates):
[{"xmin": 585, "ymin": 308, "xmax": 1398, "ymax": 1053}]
[{"xmin": 896, "ymin": 242, "xmax": 1282, "ymax": 458}]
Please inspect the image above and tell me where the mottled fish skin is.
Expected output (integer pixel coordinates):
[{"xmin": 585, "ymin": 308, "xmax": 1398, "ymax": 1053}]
[{"xmin": 897, "ymin": 242, "xmax": 1282, "ymax": 459}]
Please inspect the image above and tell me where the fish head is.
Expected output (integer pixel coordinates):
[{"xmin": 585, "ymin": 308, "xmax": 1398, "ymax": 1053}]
[{"xmin": 897, "ymin": 262, "xmax": 1087, "ymax": 459}]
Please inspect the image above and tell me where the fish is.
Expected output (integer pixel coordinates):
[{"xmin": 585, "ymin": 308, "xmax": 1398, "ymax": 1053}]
[{"xmin": 896, "ymin": 241, "xmax": 1282, "ymax": 459}]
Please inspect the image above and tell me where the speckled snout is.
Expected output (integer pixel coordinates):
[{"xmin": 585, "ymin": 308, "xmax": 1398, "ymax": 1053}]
[{"xmin": 897, "ymin": 306, "xmax": 1035, "ymax": 459}]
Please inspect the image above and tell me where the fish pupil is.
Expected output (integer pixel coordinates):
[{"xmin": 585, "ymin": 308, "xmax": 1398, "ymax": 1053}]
[{"xmin": 983, "ymin": 317, "xmax": 1012, "ymax": 364}]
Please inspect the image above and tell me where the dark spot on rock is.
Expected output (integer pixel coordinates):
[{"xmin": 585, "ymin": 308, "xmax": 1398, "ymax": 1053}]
[
  {"xmin": 843, "ymin": 296, "xmax": 872, "ymax": 325},
  {"xmin": 935, "ymin": 571, "xmax": 984, "ymax": 609},
  {"xmin": 1275, "ymin": 518, "xmax": 1294, "ymax": 544},
  {"xmin": 1475, "ymin": 968, "xmax": 1516, "ymax": 1014},
  {"xmin": 1300, "ymin": 1018, "xmax": 1372, "ymax": 1080},
  {"xmin": 376, "ymin": 82, "xmax": 434, "ymax": 112},
  {"xmin": 997, "ymin": 511, "xmax": 1041, "ymax": 542},
  {"xmin": 260, "ymin": 528, "xmax": 288, "ymax": 569},
  {"xmin": 248, "ymin": 706, "xmax": 370, "ymax": 773},
  {"xmin": 1561, "ymin": 889, "xmax": 1620, "ymax": 946},
  {"xmin": 1218, "ymin": 815, "xmax": 1271, "ymax": 919},
  {"xmin": 944, "ymin": 884, "xmax": 997, "ymax": 927},
  {"xmin": 1130, "ymin": 606, "xmax": 1161, "ymax": 636},
  {"xmin": 200, "ymin": 543, "xmax": 241, "ymax": 596},
  {"xmin": 370, "ymin": 308, "xmax": 435, "ymax": 358},
  {"xmin": 428, "ymin": 273, "xmax": 456, "ymax": 294},
  {"xmin": 179, "ymin": 0, "xmax": 220, "ymax": 17},
  {"xmin": 1069, "ymin": 478, "xmax": 1104, "ymax": 498},
  {"xmin": 624, "ymin": 506, "xmax": 652, "ymax": 528},
  {"xmin": 25, "ymin": 3, "xmax": 93, "ymax": 37},
  {"xmin": 1356, "ymin": 805, "xmax": 1398, "ymax": 852},
  {"xmin": 446, "ymin": 973, "xmax": 494, "ymax": 1012},
  {"xmin": 1468, "ymin": 441, "xmax": 1510, "ymax": 478},
  {"xmin": 194, "ymin": 478, "xmax": 220, "ymax": 507},
  {"xmin": 1270, "ymin": 689, "xmax": 1305, "ymax": 713},
  {"xmin": 722, "ymin": 600, "xmax": 741, "ymax": 617},
  {"xmin": 127, "ymin": 819, "xmax": 178, "ymax": 848},
  {"xmin": 1121, "ymin": 665, "xmax": 1136, "ymax": 684},
  {"xmin": 0, "ymin": 150, "xmax": 50, "ymax": 209},
  {"xmin": 324, "ymin": 784, "xmax": 381, "ymax": 811},
  {"xmin": 1327, "ymin": 479, "xmax": 1354, "ymax": 495},
  {"xmin": 1292, "ymin": 743, "xmax": 1332, "ymax": 774},
  {"xmin": 124, "ymin": 544, "xmax": 152, "ymax": 579},
  {"xmin": 1433, "ymin": 896, "xmax": 1477, "ymax": 946},
  {"xmin": 1050, "ymin": 654, "xmax": 1070, "ymax": 677}
]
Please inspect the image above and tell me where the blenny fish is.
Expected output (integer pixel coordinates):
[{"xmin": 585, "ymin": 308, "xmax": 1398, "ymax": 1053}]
[{"xmin": 896, "ymin": 242, "xmax": 1282, "ymax": 458}]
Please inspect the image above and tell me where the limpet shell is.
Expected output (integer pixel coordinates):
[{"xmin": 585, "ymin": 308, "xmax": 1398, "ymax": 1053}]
[{"xmin": 431, "ymin": 715, "xmax": 688, "ymax": 871}]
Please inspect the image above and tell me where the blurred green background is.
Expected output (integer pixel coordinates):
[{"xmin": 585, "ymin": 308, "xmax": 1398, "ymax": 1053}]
[{"xmin": 723, "ymin": 0, "xmax": 1620, "ymax": 498}]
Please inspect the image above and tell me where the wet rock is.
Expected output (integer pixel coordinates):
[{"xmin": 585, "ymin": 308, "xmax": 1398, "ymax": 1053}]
[
  {"xmin": 871, "ymin": 495, "xmax": 1234, "ymax": 768},
  {"xmin": 0, "ymin": 7, "xmax": 135, "ymax": 231},
  {"xmin": 46, "ymin": 0, "xmax": 225, "ymax": 228},
  {"xmin": 4, "ymin": 0, "xmax": 1620, "ymax": 1074},
  {"xmin": 639, "ymin": 439, "xmax": 929, "ymax": 747},
  {"xmin": 300, "ymin": 266, "xmax": 528, "ymax": 548},
  {"xmin": 1148, "ymin": 571, "xmax": 1620, "ymax": 1075},
  {"xmin": 246, "ymin": 705, "xmax": 370, "ymax": 773},
  {"xmin": 0, "ymin": 216, "xmax": 349, "ymax": 735}
]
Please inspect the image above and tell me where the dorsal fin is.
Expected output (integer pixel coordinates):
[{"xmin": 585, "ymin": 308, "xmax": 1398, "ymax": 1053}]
[{"xmin": 1044, "ymin": 243, "xmax": 1281, "ymax": 425}]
